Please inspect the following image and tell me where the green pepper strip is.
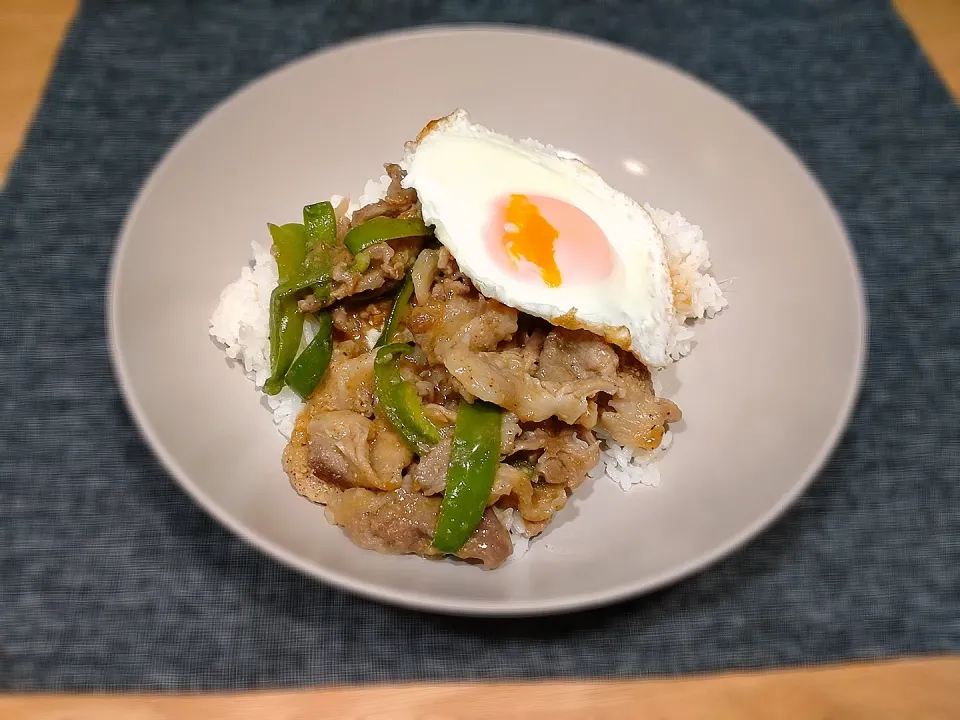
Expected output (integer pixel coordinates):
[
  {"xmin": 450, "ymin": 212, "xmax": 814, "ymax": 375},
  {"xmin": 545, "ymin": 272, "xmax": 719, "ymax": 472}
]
[
  {"xmin": 268, "ymin": 223, "xmax": 308, "ymax": 280},
  {"xmin": 375, "ymin": 274, "xmax": 413, "ymax": 348},
  {"xmin": 264, "ymin": 223, "xmax": 308, "ymax": 395},
  {"xmin": 433, "ymin": 400, "xmax": 503, "ymax": 554},
  {"xmin": 284, "ymin": 311, "xmax": 333, "ymax": 400},
  {"xmin": 302, "ymin": 201, "xmax": 336, "ymax": 295},
  {"xmin": 303, "ymin": 201, "xmax": 337, "ymax": 248},
  {"xmin": 304, "ymin": 246, "xmax": 333, "ymax": 299},
  {"xmin": 344, "ymin": 216, "xmax": 430, "ymax": 255},
  {"xmin": 373, "ymin": 343, "xmax": 440, "ymax": 455},
  {"xmin": 273, "ymin": 271, "xmax": 331, "ymax": 304}
]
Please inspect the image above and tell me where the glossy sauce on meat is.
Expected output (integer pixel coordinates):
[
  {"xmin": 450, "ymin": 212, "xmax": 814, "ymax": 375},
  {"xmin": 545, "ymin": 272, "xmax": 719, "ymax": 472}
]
[{"xmin": 281, "ymin": 168, "xmax": 680, "ymax": 567}]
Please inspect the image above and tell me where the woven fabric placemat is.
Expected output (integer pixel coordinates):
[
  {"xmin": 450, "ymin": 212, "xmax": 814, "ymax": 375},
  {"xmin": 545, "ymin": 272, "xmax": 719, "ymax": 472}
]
[{"xmin": 1, "ymin": 0, "xmax": 958, "ymax": 691}]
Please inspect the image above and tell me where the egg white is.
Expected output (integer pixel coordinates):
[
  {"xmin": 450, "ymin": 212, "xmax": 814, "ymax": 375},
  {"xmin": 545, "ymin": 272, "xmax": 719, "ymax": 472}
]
[{"xmin": 401, "ymin": 110, "xmax": 676, "ymax": 367}]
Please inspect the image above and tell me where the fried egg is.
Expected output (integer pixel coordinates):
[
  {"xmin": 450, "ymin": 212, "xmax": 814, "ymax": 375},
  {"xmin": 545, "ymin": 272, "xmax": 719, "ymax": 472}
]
[{"xmin": 402, "ymin": 110, "xmax": 677, "ymax": 367}]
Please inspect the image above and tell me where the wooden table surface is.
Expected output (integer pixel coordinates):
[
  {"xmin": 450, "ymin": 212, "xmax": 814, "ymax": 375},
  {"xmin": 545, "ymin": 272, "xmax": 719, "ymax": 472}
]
[{"xmin": 1, "ymin": 1, "xmax": 958, "ymax": 717}]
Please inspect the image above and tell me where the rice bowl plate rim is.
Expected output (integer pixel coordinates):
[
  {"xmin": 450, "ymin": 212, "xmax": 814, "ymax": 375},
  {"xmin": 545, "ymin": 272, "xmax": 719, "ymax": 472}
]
[{"xmin": 107, "ymin": 25, "xmax": 867, "ymax": 616}]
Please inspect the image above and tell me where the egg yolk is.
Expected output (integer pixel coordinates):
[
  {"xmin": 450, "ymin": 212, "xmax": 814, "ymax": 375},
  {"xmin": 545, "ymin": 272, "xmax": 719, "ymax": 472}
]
[
  {"xmin": 502, "ymin": 194, "xmax": 563, "ymax": 287},
  {"xmin": 485, "ymin": 194, "xmax": 613, "ymax": 287}
]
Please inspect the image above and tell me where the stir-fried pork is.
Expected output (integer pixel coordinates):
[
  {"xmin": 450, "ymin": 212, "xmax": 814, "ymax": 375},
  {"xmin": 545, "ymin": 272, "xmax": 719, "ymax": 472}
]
[
  {"xmin": 598, "ymin": 351, "xmax": 681, "ymax": 450},
  {"xmin": 409, "ymin": 434, "xmax": 453, "ymax": 496},
  {"xmin": 307, "ymin": 411, "xmax": 412, "ymax": 491},
  {"xmin": 331, "ymin": 299, "xmax": 392, "ymax": 342},
  {"xmin": 350, "ymin": 164, "xmax": 420, "ymax": 225},
  {"xmin": 308, "ymin": 346, "xmax": 376, "ymax": 416},
  {"xmin": 512, "ymin": 422, "xmax": 601, "ymax": 490},
  {"xmin": 408, "ymin": 285, "xmax": 619, "ymax": 424},
  {"xmin": 281, "ymin": 169, "xmax": 681, "ymax": 568},
  {"xmin": 330, "ymin": 489, "xmax": 512, "ymax": 568}
]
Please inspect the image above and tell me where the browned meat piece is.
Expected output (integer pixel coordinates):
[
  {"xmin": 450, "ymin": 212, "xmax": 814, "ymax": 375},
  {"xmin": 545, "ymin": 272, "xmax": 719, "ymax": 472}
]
[
  {"xmin": 409, "ymin": 434, "xmax": 453, "ymax": 495},
  {"xmin": 330, "ymin": 489, "xmax": 512, "ymax": 569},
  {"xmin": 364, "ymin": 240, "xmax": 395, "ymax": 270},
  {"xmin": 430, "ymin": 276, "xmax": 473, "ymax": 301},
  {"xmin": 414, "ymin": 365, "xmax": 461, "ymax": 408},
  {"xmin": 350, "ymin": 164, "xmax": 420, "ymax": 225},
  {"xmin": 298, "ymin": 294, "xmax": 323, "ymax": 313},
  {"xmin": 408, "ymin": 289, "xmax": 518, "ymax": 364},
  {"xmin": 512, "ymin": 423, "xmax": 600, "ymax": 490},
  {"xmin": 331, "ymin": 489, "xmax": 436, "ymax": 557},
  {"xmin": 306, "ymin": 411, "xmax": 413, "ymax": 492},
  {"xmin": 351, "ymin": 199, "xmax": 394, "ymax": 228},
  {"xmin": 331, "ymin": 236, "xmax": 422, "ymax": 301},
  {"xmin": 502, "ymin": 475, "xmax": 569, "ymax": 525},
  {"xmin": 308, "ymin": 347, "xmax": 376, "ymax": 414},
  {"xmin": 500, "ymin": 412, "xmax": 521, "ymax": 455},
  {"xmin": 521, "ymin": 518, "xmax": 551, "ymax": 538},
  {"xmin": 487, "ymin": 462, "xmax": 568, "ymax": 527},
  {"xmin": 331, "ymin": 299, "xmax": 392, "ymax": 342},
  {"xmin": 536, "ymin": 327, "xmax": 620, "ymax": 385},
  {"xmin": 327, "ymin": 246, "xmax": 384, "ymax": 301},
  {"xmin": 435, "ymin": 247, "xmax": 467, "ymax": 282},
  {"xmin": 444, "ymin": 345, "xmax": 617, "ymax": 424},
  {"xmin": 488, "ymin": 463, "xmax": 532, "ymax": 506},
  {"xmin": 299, "ymin": 234, "xmax": 423, "ymax": 314},
  {"xmin": 517, "ymin": 326, "xmax": 546, "ymax": 374},
  {"xmin": 380, "ymin": 238, "xmax": 425, "ymax": 282},
  {"xmin": 466, "ymin": 508, "xmax": 514, "ymax": 568},
  {"xmin": 408, "ymin": 283, "xmax": 621, "ymax": 425},
  {"xmin": 597, "ymin": 351, "xmax": 682, "ymax": 451},
  {"xmin": 422, "ymin": 403, "xmax": 457, "ymax": 428},
  {"xmin": 282, "ymin": 411, "xmax": 341, "ymax": 507}
]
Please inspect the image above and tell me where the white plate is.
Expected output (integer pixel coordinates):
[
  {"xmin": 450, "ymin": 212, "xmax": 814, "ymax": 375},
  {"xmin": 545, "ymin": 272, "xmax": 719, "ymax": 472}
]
[{"xmin": 108, "ymin": 26, "xmax": 866, "ymax": 615}]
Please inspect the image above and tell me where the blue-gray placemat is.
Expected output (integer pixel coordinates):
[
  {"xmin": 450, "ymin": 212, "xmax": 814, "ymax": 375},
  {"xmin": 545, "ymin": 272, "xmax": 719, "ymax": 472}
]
[{"xmin": 1, "ymin": 0, "xmax": 958, "ymax": 691}]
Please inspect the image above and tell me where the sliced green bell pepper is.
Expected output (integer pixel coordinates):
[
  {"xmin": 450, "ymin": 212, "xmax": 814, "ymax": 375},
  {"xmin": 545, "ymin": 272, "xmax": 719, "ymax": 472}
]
[
  {"xmin": 373, "ymin": 343, "xmax": 440, "ymax": 455},
  {"xmin": 284, "ymin": 311, "xmax": 333, "ymax": 399},
  {"xmin": 343, "ymin": 216, "xmax": 430, "ymax": 255},
  {"xmin": 375, "ymin": 273, "xmax": 413, "ymax": 348},
  {"xmin": 264, "ymin": 223, "xmax": 308, "ymax": 395},
  {"xmin": 273, "ymin": 268, "xmax": 331, "ymax": 305},
  {"xmin": 303, "ymin": 201, "xmax": 337, "ymax": 248},
  {"xmin": 433, "ymin": 399, "xmax": 503, "ymax": 554},
  {"xmin": 268, "ymin": 222, "xmax": 308, "ymax": 281}
]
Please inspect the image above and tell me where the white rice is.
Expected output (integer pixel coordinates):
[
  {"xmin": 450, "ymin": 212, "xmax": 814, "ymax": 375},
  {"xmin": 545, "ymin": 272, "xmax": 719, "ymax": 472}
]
[
  {"xmin": 582, "ymin": 205, "xmax": 728, "ymax": 491},
  {"xmin": 647, "ymin": 204, "xmax": 728, "ymax": 359},
  {"xmin": 493, "ymin": 507, "xmax": 530, "ymax": 562},
  {"xmin": 208, "ymin": 180, "xmax": 725, "ymax": 557}
]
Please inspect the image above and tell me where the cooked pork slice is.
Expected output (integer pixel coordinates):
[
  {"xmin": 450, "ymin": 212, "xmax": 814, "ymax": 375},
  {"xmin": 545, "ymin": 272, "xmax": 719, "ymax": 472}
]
[
  {"xmin": 298, "ymin": 235, "xmax": 423, "ymax": 314},
  {"xmin": 330, "ymin": 489, "xmax": 512, "ymax": 568},
  {"xmin": 408, "ymin": 289, "xmax": 519, "ymax": 364},
  {"xmin": 307, "ymin": 411, "xmax": 412, "ymax": 491},
  {"xmin": 308, "ymin": 347, "xmax": 376, "ymax": 414},
  {"xmin": 443, "ymin": 345, "xmax": 617, "ymax": 424},
  {"xmin": 350, "ymin": 164, "xmax": 420, "ymax": 225},
  {"xmin": 282, "ymin": 410, "xmax": 341, "ymax": 507},
  {"xmin": 597, "ymin": 351, "xmax": 681, "ymax": 451},
  {"xmin": 408, "ymin": 284, "xmax": 619, "ymax": 424},
  {"xmin": 536, "ymin": 327, "xmax": 620, "ymax": 385},
  {"xmin": 488, "ymin": 463, "xmax": 533, "ymax": 506},
  {"xmin": 512, "ymin": 422, "xmax": 600, "ymax": 490},
  {"xmin": 409, "ymin": 434, "xmax": 453, "ymax": 496},
  {"xmin": 331, "ymin": 299, "xmax": 392, "ymax": 342}
]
